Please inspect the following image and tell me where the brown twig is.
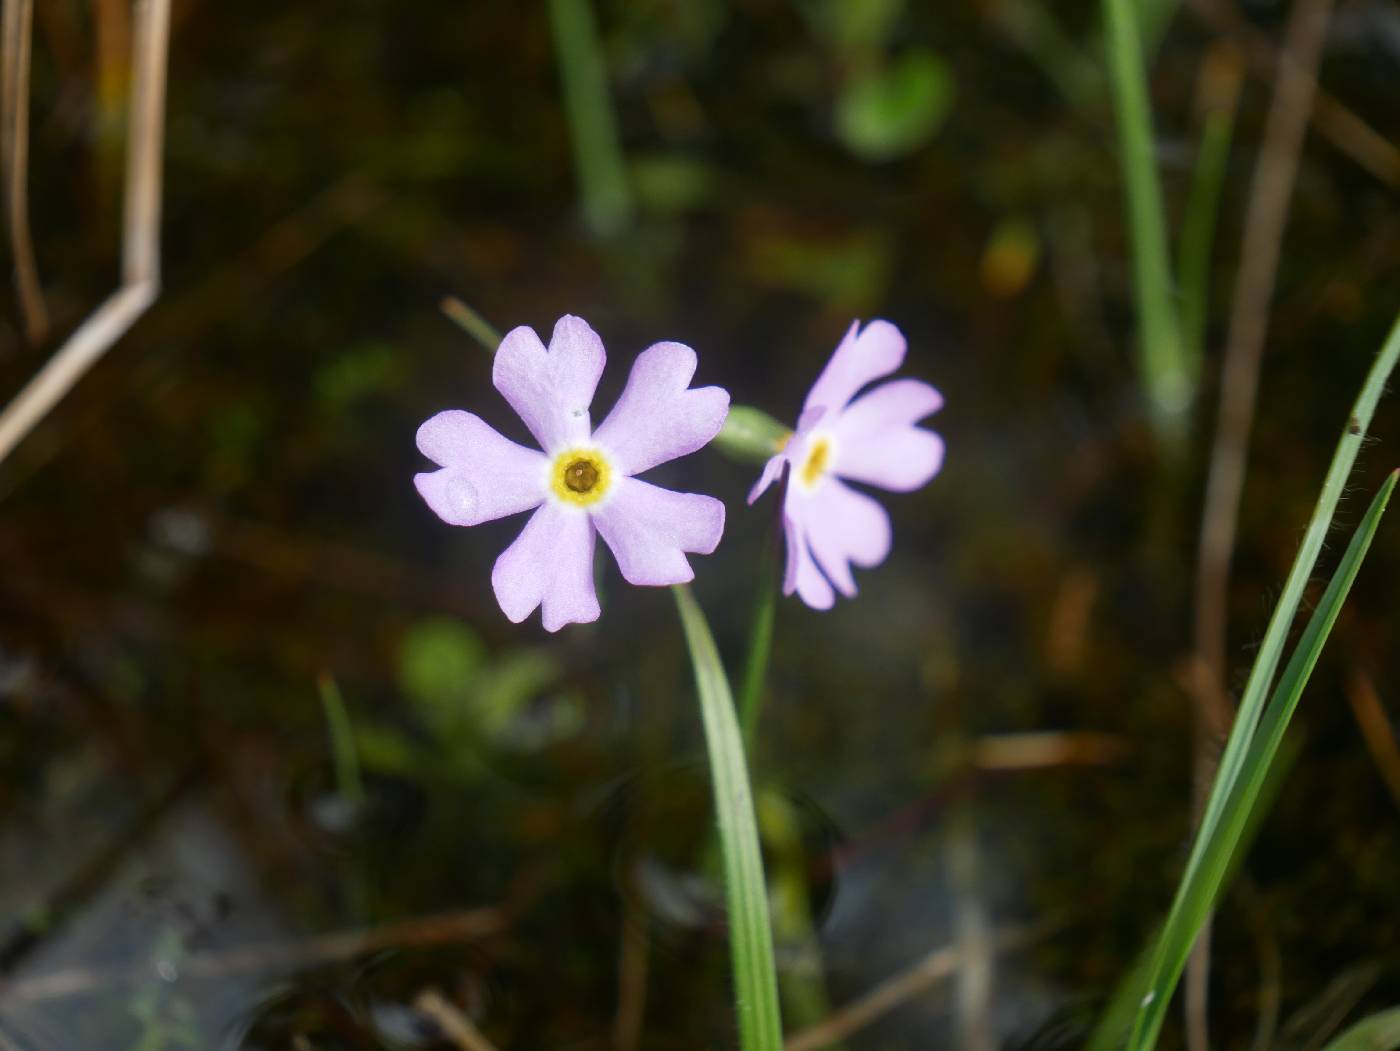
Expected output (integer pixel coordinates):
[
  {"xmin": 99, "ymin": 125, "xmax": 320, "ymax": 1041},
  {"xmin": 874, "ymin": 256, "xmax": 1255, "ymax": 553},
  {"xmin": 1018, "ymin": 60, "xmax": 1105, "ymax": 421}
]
[
  {"xmin": 1, "ymin": 0, "xmax": 47, "ymax": 343},
  {"xmin": 1344, "ymin": 671, "xmax": 1400, "ymax": 814},
  {"xmin": 782, "ymin": 919, "xmax": 1061, "ymax": 1051},
  {"xmin": 413, "ymin": 988, "xmax": 502, "ymax": 1051},
  {"xmin": 1185, "ymin": 0, "xmax": 1400, "ymax": 189},
  {"xmin": 1188, "ymin": 0, "xmax": 1335, "ymax": 1046},
  {"xmin": 1, "ymin": 908, "xmax": 508, "ymax": 1002},
  {"xmin": 0, "ymin": 0, "xmax": 170, "ymax": 466}
]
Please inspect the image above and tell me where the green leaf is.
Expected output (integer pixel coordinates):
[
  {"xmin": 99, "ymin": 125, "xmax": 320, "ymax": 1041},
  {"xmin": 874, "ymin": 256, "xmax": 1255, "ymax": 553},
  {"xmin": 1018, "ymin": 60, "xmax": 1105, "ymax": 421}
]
[
  {"xmin": 673, "ymin": 585, "xmax": 783, "ymax": 1051},
  {"xmin": 835, "ymin": 49, "xmax": 954, "ymax": 161},
  {"xmin": 1320, "ymin": 1008, "xmax": 1400, "ymax": 1051}
]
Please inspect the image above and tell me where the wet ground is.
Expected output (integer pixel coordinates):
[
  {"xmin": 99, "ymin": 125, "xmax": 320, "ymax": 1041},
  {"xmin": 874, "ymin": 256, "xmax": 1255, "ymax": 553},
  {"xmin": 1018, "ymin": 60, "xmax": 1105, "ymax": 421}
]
[{"xmin": 1, "ymin": 1, "xmax": 1399, "ymax": 1047}]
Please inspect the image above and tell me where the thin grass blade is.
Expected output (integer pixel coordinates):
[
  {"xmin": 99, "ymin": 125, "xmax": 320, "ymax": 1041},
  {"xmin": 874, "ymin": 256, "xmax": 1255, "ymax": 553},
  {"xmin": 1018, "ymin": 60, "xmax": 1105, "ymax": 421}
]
[
  {"xmin": 1131, "ymin": 470, "xmax": 1398, "ymax": 1047},
  {"xmin": 547, "ymin": 0, "xmax": 632, "ymax": 236},
  {"xmin": 1128, "ymin": 311, "xmax": 1400, "ymax": 1048},
  {"xmin": 738, "ymin": 518, "xmax": 780, "ymax": 750},
  {"xmin": 1102, "ymin": 0, "xmax": 1189, "ymax": 429},
  {"xmin": 1177, "ymin": 46, "xmax": 1242, "ymax": 373},
  {"xmin": 1320, "ymin": 1008, "xmax": 1400, "ymax": 1051},
  {"xmin": 673, "ymin": 585, "xmax": 783, "ymax": 1050}
]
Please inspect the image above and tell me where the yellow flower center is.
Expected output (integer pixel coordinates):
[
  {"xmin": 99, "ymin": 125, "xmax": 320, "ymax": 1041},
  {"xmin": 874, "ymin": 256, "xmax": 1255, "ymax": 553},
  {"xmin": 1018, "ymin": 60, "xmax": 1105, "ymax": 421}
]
[
  {"xmin": 800, "ymin": 436, "xmax": 832, "ymax": 488},
  {"xmin": 550, "ymin": 448, "xmax": 613, "ymax": 507}
]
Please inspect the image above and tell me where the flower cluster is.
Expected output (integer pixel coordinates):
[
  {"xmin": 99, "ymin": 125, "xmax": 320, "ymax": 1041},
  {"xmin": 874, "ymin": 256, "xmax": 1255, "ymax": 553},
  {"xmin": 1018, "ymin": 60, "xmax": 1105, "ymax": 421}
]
[{"xmin": 414, "ymin": 314, "xmax": 942, "ymax": 629}]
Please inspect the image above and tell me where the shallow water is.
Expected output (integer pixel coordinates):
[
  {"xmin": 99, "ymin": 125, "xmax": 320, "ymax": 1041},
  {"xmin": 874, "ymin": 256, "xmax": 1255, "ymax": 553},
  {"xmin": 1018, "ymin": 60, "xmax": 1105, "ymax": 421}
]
[{"xmin": 1, "ymin": 1, "xmax": 1399, "ymax": 1048}]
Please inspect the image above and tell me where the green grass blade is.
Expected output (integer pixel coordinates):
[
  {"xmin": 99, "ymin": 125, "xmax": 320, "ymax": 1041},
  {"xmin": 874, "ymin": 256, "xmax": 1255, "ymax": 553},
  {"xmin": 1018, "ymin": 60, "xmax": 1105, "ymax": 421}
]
[
  {"xmin": 738, "ymin": 532, "xmax": 779, "ymax": 751},
  {"xmin": 1131, "ymin": 475, "xmax": 1393, "ymax": 1047},
  {"xmin": 1320, "ymin": 1008, "xmax": 1400, "ymax": 1051},
  {"xmin": 1102, "ymin": 0, "xmax": 1189, "ymax": 429},
  {"xmin": 1177, "ymin": 50, "xmax": 1241, "ymax": 375},
  {"xmin": 673, "ymin": 585, "xmax": 783, "ymax": 1050},
  {"xmin": 1128, "ymin": 312, "xmax": 1400, "ymax": 1048},
  {"xmin": 441, "ymin": 295, "xmax": 503, "ymax": 354},
  {"xmin": 1184, "ymin": 310, "xmax": 1400, "ymax": 873},
  {"xmin": 548, "ymin": 0, "xmax": 633, "ymax": 236},
  {"xmin": 317, "ymin": 673, "xmax": 365, "ymax": 807}
]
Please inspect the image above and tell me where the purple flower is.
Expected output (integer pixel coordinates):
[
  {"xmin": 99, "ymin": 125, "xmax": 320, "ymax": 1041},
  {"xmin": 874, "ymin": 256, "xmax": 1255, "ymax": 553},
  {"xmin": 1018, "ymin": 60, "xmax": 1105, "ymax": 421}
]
[
  {"xmin": 748, "ymin": 320, "xmax": 943, "ymax": 610},
  {"xmin": 415, "ymin": 315, "xmax": 730, "ymax": 631}
]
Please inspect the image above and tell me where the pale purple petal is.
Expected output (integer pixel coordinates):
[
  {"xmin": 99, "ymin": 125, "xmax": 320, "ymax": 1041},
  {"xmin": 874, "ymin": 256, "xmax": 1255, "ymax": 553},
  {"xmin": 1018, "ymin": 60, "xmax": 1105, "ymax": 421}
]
[
  {"xmin": 414, "ymin": 410, "xmax": 547, "ymax": 526},
  {"xmin": 792, "ymin": 479, "xmax": 892, "ymax": 598},
  {"xmin": 782, "ymin": 512, "xmax": 834, "ymax": 611},
  {"xmin": 592, "ymin": 342, "xmax": 730, "ymax": 476},
  {"xmin": 835, "ymin": 378, "xmax": 943, "ymax": 433},
  {"xmin": 492, "ymin": 315, "xmax": 605, "ymax": 453},
  {"xmin": 592, "ymin": 477, "xmax": 725, "ymax": 586},
  {"xmin": 491, "ymin": 504, "xmax": 600, "ymax": 631},
  {"xmin": 747, "ymin": 452, "xmax": 789, "ymax": 506},
  {"xmin": 830, "ymin": 379, "xmax": 945, "ymax": 492},
  {"xmin": 801, "ymin": 320, "xmax": 906, "ymax": 417}
]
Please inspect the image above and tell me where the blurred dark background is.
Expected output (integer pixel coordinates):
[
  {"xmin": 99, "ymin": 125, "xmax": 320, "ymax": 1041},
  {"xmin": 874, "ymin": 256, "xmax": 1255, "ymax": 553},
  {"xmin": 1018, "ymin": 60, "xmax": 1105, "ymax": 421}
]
[{"xmin": 0, "ymin": 0, "xmax": 1398, "ymax": 1047}]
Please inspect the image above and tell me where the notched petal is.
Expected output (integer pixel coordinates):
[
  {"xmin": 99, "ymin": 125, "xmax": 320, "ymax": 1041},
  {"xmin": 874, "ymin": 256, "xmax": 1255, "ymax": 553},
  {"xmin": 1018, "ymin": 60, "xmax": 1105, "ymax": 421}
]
[
  {"xmin": 492, "ymin": 316, "xmax": 605, "ymax": 453},
  {"xmin": 801, "ymin": 319, "xmax": 907, "ymax": 417},
  {"xmin": 491, "ymin": 504, "xmax": 601, "ymax": 631},
  {"xmin": 782, "ymin": 512, "xmax": 835, "ymax": 611},
  {"xmin": 593, "ymin": 341, "xmax": 730, "ymax": 476},
  {"xmin": 593, "ymin": 478, "xmax": 725, "ymax": 587},
  {"xmin": 413, "ymin": 410, "xmax": 546, "ymax": 526}
]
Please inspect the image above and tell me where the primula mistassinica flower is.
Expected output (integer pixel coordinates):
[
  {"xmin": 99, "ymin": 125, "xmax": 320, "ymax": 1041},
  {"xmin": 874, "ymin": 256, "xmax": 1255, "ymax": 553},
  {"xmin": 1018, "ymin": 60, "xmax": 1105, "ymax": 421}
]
[
  {"xmin": 415, "ymin": 315, "xmax": 729, "ymax": 631},
  {"xmin": 748, "ymin": 319, "xmax": 943, "ymax": 610}
]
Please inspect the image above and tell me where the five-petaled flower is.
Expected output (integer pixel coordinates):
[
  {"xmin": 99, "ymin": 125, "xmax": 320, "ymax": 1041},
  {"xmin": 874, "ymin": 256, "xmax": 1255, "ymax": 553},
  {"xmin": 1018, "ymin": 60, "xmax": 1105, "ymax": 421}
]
[
  {"xmin": 414, "ymin": 315, "xmax": 730, "ymax": 631},
  {"xmin": 748, "ymin": 320, "xmax": 943, "ymax": 610}
]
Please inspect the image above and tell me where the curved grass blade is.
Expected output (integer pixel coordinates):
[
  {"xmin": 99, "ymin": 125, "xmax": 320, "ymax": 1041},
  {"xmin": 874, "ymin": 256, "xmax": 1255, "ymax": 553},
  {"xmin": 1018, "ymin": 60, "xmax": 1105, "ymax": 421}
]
[
  {"xmin": 1127, "ymin": 310, "xmax": 1400, "ymax": 1048},
  {"xmin": 1320, "ymin": 1008, "xmax": 1400, "ymax": 1051},
  {"xmin": 673, "ymin": 585, "xmax": 783, "ymax": 1050},
  {"xmin": 1130, "ymin": 468, "xmax": 1399, "ymax": 1048}
]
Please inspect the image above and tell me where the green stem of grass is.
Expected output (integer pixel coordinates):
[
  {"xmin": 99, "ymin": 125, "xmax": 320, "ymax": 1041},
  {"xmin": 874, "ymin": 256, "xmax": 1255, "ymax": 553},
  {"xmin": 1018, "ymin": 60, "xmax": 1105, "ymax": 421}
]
[
  {"xmin": 317, "ymin": 673, "xmax": 365, "ymax": 807},
  {"xmin": 1177, "ymin": 53, "xmax": 1241, "ymax": 377},
  {"xmin": 1127, "ymin": 311, "xmax": 1400, "ymax": 1049},
  {"xmin": 441, "ymin": 295, "xmax": 503, "ymax": 354},
  {"xmin": 738, "ymin": 533, "xmax": 779, "ymax": 751},
  {"xmin": 548, "ymin": 0, "xmax": 633, "ymax": 236},
  {"xmin": 673, "ymin": 585, "xmax": 783, "ymax": 1051},
  {"xmin": 1102, "ymin": 0, "xmax": 1190, "ymax": 429}
]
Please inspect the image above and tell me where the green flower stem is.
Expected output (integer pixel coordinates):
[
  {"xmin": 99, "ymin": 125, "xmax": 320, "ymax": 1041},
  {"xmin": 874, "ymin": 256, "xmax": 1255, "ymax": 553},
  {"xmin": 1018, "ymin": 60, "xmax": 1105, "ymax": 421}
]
[
  {"xmin": 1103, "ymin": 0, "xmax": 1190, "ymax": 429},
  {"xmin": 738, "ymin": 533, "xmax": 780, "ymax": 751},
  {"xmin": 673, "ymin": 585, "xmax": 783, "ymax": 1051}
]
